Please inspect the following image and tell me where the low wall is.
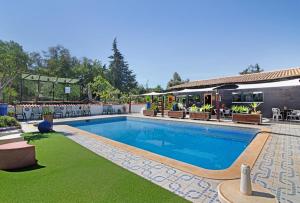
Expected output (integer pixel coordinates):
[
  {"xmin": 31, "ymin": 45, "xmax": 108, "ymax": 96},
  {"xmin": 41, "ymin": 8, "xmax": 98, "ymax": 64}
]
[{"xmin": 8, "ymin": 104, "xmax": 129, "ymax": 120}]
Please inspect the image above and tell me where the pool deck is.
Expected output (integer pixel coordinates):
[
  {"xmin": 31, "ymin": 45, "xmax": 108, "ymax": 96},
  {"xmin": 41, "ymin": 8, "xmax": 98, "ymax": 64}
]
[{"xmin": 21, "ymin": 115, "xmax": 300, "ymax": 203}]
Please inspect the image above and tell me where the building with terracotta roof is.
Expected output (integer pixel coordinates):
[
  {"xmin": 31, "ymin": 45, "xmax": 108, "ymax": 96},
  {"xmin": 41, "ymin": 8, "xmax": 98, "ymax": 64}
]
[{"xmin": 169, "ymin": 67, "xmax": 300, "ymax": 118}]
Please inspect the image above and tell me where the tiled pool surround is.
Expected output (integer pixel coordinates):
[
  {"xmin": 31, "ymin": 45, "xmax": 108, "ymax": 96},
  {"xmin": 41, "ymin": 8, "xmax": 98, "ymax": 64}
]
[{"xmin": 58, "ymin": 116, "xmax": 269, "ymax": 180}]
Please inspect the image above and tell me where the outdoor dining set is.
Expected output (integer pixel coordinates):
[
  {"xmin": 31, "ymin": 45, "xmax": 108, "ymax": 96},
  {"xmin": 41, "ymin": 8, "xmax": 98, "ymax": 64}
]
[{"xmin": 272, "ymin": 108, "xmax": 300, "ymax": 121}]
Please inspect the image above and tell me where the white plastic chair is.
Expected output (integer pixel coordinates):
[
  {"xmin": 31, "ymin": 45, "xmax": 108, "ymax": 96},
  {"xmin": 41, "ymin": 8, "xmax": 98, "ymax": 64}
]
[
  {"xmin": 272, "ymin": 108, "xmax": 282, "ymax": 121},
  {"xmin": 287, "ymin": 110, "xmax": 300, "ymax": 121}
]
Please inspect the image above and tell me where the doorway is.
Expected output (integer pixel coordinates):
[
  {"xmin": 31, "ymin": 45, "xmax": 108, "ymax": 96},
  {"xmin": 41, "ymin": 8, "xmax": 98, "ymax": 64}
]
[{"xmin": 204, "ymin": 93, "xmax": 212, "ymax": 106}]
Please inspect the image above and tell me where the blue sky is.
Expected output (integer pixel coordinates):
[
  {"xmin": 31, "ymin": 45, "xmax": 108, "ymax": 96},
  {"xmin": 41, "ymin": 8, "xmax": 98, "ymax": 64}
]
[{"xmin": 1, "ymin": 0, "xmax": 300, "ymax": 88}]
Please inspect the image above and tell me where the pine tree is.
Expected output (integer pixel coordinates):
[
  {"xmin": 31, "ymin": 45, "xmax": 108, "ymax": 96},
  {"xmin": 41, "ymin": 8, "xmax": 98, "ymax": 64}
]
[{"xmin": 107, "ymin": 38, "xmax": 137, "ymax": 93}]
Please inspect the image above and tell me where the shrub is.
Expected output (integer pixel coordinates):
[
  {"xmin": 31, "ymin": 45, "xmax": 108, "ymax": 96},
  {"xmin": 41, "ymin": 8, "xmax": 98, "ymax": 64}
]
[
  {"xmin": 250, "ymin": 102, "xmax": 261, "ymax": 114},
  {"xmin": 231, "ymin": 105, "xmax": 249, "ymax": 114},
  {"xmin": 189, "ymin": 104, "xmax": 200, "ymax": 112},
  {"xmin": 0, "ymin": 116, "xmax": 20, "ymax": 127},
  {"xmin": 150, "ymin": 103, "xmax": 158, "ymax": 111},
  {"xmin": 201, "ymin": 104, "xmax": 213, "ymax": 112}
]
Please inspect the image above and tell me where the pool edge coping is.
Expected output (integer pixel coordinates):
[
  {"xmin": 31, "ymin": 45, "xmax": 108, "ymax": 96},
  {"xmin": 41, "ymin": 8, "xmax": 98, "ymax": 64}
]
[{"xmin": 55, "ymin": 116, "xmax": 270, "ymax": 180}]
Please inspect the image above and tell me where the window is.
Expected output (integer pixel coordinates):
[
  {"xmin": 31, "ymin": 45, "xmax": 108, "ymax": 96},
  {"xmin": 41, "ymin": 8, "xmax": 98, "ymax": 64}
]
[{"xmin": 232, "ymin": 92, "xmax": 263, "ymax": 103}]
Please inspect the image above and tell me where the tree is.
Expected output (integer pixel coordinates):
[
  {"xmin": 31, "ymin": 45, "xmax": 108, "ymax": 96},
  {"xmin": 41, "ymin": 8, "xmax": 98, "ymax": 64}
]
[
  {"xmin": 167, "ymin": 72, "xmax": 189, "ymax": 88},
  {"xmin": 0, "ymin": 40, "xmax": 28, "ymax": 101},
  {"xmin": 107, "ymin": 38, "xmax": 137, "ymax": 93},
  {"xmin": 89, "ymin": 75, "xmax": 120, "ymax": 103},
  {"xmin": 240, "ymin": 64, "xmax": 263, "ymax": 75}
]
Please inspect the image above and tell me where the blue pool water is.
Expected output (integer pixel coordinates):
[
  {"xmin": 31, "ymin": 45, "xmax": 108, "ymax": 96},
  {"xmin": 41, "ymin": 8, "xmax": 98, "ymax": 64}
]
[{"xmin": 68, "ymin": 117, "xmax": 258, "ymax": 170}]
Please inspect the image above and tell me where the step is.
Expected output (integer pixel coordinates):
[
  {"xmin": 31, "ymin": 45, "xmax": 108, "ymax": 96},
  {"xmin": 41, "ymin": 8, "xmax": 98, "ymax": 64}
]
[
  {"xmin": 0, "ymin": 134, "xmax": 24, "ymax": 145},
  {"xmin": 0, "ymin": 129, "xmax": 22, "ymax": 137}
]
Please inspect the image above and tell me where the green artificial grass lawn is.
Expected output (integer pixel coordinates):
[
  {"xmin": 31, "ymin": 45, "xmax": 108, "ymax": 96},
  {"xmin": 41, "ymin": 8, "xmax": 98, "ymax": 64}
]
[{"xmin": 0, "ymin": 132, "xmax": 187, "ymax": 203}]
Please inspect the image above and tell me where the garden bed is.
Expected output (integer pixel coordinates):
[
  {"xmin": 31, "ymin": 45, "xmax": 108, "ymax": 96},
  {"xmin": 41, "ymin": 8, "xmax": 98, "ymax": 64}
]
[
  {"xmin": 189, "ymin": 112, "xmax": 211, "ymax": 121},
  {"xmin": 143, "ymin": 110, "xmax": 157, "ymax": 117},
  {"xmin": 167, "ymin": 111, "xmax": 186, "ymax": 119},
  {"xmin": 232, "ymin": 113, "xmax": 262, "ymax": 125}
]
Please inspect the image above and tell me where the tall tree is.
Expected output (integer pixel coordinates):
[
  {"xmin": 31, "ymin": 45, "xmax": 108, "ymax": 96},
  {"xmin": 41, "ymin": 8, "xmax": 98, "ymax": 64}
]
[
  {"xmin": 107, "ymin": 38, "xmax": 137, "ymax": 93},
  {"xmin": 167, "ymin": 72, "xmax": 188, "ymax": 88},
  {"xmin": 240, "ymin": 64, "xmax": 263, "ymax": 75},
  {"xmin": 0, "ymin": 40, "xmax": 28, "ymax": 101}
]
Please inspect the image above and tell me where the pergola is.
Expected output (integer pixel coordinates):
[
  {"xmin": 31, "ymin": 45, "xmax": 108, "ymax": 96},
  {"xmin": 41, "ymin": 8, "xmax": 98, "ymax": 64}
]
[{"xmin": 20, "ymin": 73, "xmax": 82, "ymax": 103}]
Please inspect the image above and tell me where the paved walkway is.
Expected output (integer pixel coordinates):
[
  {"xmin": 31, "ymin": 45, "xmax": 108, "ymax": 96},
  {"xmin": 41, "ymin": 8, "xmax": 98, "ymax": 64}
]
[{"xmin": 24, "ymin": 117, "xmax": 300, "ymax": 202}]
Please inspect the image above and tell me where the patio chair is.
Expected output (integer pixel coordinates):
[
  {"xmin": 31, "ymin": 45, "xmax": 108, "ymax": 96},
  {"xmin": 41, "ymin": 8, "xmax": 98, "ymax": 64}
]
[
  {"xmin": 53, "ymin": 106, "xmax": 64, "ymax": 118},
  {"xmin": 107, "ymin": 106, "xmax": 113, "ymax": 114},
  {"xmin": 224, "ymin": 109, "xmax": 231, "ymax": 118},
  {"xmin": 65, "ymin": 105, "xmax": 75, "ymax": 117},
  {"xmin": 272, "ymin": 108, "xmax": 282, "ymax": 121},
  {"xmin": 30, "ymin": 106, "xmax": 42, "ymax": 120},
  {"xmin": 82, "ymin": 105, "xmax": 91, "ymax": 116},
  {"xmin": 287, "ymin": 110, "xmax": 300, "ymax": 121},
  {"xmin": 15, "ymin": 106, "xmax": 26, "ymax": 120},
  {"xmin": 75, "ymin": 106, "xmax": 83, "ymax": 117}
]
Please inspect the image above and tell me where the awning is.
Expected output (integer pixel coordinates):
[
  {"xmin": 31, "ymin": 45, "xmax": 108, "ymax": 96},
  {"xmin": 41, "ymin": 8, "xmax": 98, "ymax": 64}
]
[
  {"xmin": 141, "ymin": 92, "xmax": 165, "ymax": 96},
  {"xmin": 173, "ymin": 87, "xmax": 215, "ymax": 95},
  {"xmin": 236, "ymin": 78, "xmax": 300, "ymax": 90}
]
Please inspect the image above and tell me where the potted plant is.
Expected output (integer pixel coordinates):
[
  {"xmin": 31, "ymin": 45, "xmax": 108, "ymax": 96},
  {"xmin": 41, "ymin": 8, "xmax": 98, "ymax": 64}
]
[
  {"xmin": 143, "ymin": 103, "xmax": 157, "ymax": 117},
  {"xmin": 164, "ymin": 102, "xmax": 173, "ymax": 115},
  {"xmin": 43, "ymin": 109, "xmax": 54, "ymax": 123},
  {"xmin": 145, "ymin": 96, "xmax": 151, "ymax": 110},
  {"xmin": 167, "ymin": 102, "xmax": 186, "ymax": 119},
  {"xmin": 232, "ymin": 104, "xmax": 262, "ymax": 124},
  {"xmin": 189, "ymin": 104, "xmax": 213, "ymax": 121},
  {"xmin": 250, "ymin": 102, "xmax": 261, "ymax": 114}
]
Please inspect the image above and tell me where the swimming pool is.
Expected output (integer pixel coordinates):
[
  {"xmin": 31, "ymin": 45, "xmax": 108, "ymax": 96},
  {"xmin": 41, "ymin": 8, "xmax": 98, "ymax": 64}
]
[{"xmin": 68, "ymin": 117, "xmax": 258, "ymax": 170}]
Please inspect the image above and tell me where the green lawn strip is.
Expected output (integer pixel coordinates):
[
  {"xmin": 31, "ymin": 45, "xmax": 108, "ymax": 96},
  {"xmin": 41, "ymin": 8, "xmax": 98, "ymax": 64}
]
[{"xmin": 0, "ymin": 132, "xmax": 188, "ymax": 203}]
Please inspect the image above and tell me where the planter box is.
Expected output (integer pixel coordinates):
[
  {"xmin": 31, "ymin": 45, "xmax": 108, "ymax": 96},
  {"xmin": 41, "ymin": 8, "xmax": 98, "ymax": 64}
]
[
  {"xmin": 143, "ymin": 110, "xmax": 157, "ymax": 117},
  {"xmin": 189, "ymin": 112, "xmax": 211, "ymax": 121},
  {"xmin": 168, "ymin": 111, "xmax": 186, "ymax": 119},
  {"xmin": 232, "ymin": 113, "xmax": 262, "ymax": 125},
  {"xmin": 43, "ymin": 114, "xmax": 54, "ymax": 123}
]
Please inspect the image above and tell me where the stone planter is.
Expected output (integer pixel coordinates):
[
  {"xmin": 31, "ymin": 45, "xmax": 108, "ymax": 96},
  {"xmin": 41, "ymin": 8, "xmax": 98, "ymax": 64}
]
[
  {"xmin": 189, "ymin": 112, "xmax": 211, "ymax": 121},
  {"xmin": 168, "ymin": 111, "xmax": 186, "ymax": 119},
  {"xmin": 232, "ymin": 113, "xmax": 262, "ymax": 125},
  {"xmin": 143, "ymin": 110, "xmax": 157, "ymax": 117},
  {"xmin": 43, "ymin": 114, "xmax": 54, "ymax": 123}
]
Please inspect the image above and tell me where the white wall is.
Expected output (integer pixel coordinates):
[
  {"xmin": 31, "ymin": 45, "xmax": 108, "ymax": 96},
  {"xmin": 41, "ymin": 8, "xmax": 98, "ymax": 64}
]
[
  {"xmin": 130, "ymin": 104, "xmax": 145, "ymax": 113},
  {"xmin": 9, "ymin": 103, "xmax": 143, "ymax": 120}
]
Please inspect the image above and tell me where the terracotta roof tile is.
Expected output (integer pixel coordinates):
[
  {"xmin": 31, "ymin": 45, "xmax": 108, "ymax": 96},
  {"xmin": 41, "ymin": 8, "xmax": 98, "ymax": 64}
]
[{"xmin": 169, "ymin": 67, "xmax": 300, "ymax": 90}]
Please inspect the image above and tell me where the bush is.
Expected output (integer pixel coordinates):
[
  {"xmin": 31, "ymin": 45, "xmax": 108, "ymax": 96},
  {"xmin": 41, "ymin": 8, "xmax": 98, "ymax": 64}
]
[{"xmin": 0, "ymin": 116, "xmax": 20, "ymax": 127}]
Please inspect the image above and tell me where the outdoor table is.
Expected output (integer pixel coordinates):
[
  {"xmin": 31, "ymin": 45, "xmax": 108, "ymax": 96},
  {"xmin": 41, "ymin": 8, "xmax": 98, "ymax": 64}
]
[{"xmin": 282, "ymin": 109, "xmax": 293, "ymax": 120}]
